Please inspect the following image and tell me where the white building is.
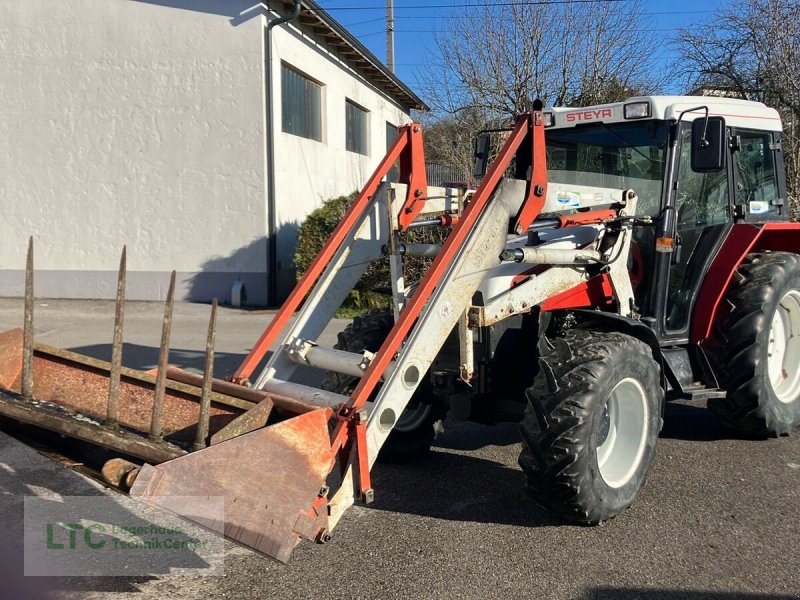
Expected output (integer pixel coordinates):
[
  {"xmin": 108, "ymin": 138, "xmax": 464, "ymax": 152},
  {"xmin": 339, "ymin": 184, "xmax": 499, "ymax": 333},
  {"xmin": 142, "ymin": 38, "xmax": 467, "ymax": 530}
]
[{"xmin": 0, "ymin": 0, "xmax": 426, "ymax": 305}]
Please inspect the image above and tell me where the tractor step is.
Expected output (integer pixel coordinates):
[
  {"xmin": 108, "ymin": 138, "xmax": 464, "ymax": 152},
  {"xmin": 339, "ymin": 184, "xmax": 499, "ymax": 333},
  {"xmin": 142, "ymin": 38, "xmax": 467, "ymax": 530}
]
[{"xmin": 681, "ymin": 384, "xmax": 727, "ymax": 401}]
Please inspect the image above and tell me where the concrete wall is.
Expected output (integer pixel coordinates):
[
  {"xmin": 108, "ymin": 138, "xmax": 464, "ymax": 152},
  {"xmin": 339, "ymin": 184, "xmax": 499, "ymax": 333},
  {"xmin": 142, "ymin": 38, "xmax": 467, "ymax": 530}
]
[
  {"xmin": 0, "ymin": 1, "xmax": 412, "ymax": 305},
  {"xmin": 0, "ymin": 0, "xmax": 269, "ymax": 302}
]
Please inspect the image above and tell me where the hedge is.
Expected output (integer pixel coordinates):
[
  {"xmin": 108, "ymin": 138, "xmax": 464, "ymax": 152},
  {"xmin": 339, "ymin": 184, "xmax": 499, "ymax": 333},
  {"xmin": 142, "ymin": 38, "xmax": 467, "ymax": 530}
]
[{"xmin": 294, "ymin": 192, "xmax": 449, "ymax": 312}]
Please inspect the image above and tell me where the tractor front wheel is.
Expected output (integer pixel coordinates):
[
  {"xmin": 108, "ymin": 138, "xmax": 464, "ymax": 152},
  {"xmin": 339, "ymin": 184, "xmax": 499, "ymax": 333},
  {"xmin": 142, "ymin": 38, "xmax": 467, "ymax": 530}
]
[
  {"xmin": 322, "ymin": 308, "xmax": 445, "ymax": 462},
  {"xmin": 706, "ymin": 251, "xmax": 800, "ymax": 436},
  {"xmin": 518, "ymin": 330, "xmax": 663, "ymax": 524}
]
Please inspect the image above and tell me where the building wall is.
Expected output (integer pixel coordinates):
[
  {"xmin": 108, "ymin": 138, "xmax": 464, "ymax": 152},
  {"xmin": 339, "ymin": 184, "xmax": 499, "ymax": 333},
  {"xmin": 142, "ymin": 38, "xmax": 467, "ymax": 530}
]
[
  {"xmin": 270, "ymin": 15, "xmax": 411, "ymax": 296},
  {"xmin": 0, "ymin": 0, "xmax": 269, "ymax": 302},
  {"xmin": 0, "ymin": 1, "xmax": 412, "ymax": 305}
]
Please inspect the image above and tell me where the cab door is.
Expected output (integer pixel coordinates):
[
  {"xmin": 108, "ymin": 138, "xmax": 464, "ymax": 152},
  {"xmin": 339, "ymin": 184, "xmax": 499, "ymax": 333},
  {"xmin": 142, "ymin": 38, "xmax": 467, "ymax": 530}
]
[{"xmin": 662, "ymin": 124, "xmax": 733, "ymax": 336}]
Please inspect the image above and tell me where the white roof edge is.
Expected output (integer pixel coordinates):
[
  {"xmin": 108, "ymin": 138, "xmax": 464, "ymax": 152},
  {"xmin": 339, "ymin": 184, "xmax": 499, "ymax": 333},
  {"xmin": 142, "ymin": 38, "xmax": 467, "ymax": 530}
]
[{"xmin": 546, "ymin": 95, "xmax": 783, "ymax": 132}]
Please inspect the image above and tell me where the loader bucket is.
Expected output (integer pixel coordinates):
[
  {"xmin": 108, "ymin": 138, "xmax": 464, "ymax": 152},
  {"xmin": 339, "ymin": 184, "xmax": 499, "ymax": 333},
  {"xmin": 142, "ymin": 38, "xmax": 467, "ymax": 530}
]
[
  {"xmin": 0, "ymin": 245, "xmax": 256, "ymax": 461},
  {"xmin": 0, "ymin": 326, "xmax": 250, "ymax": 463},
  {"xmin": 130, "ymin": 407, "xmax": 336, "ymax": 563},
  {"xmin": 0, "ymin": 239, "xmax": 345, "ymax": 563}
]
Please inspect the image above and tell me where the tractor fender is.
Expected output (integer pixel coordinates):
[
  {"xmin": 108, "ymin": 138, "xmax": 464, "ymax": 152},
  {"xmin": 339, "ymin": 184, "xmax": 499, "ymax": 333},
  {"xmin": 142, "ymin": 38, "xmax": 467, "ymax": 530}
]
[
  {"xmin": 558, "ymin": 309, "xmax": 666, "ymax": 391},
  {"xmin": 691, "ymin": 222, "xmax": 800, "ymax": 344}
]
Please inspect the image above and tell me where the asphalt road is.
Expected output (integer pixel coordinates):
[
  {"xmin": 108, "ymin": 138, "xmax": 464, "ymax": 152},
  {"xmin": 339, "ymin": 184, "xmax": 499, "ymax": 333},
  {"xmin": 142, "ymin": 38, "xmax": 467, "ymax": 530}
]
[{"xmin": 1, "ymin": 298, "xmax": 799, "ymax": 599}]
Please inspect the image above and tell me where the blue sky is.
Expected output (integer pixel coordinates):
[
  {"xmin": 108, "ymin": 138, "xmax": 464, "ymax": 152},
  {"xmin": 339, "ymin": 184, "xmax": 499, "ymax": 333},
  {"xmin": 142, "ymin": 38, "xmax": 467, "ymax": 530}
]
[{"xmin": 315, "ymin": 0, "xmax": 727, "ymax": 102}]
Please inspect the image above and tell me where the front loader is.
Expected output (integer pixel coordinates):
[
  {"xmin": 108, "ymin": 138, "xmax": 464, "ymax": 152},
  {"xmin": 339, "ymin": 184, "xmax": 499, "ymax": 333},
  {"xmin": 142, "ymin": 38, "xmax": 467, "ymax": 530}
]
[{"xmin": 1, "ymin": 95, "xmax": 799, "ymax": 562}]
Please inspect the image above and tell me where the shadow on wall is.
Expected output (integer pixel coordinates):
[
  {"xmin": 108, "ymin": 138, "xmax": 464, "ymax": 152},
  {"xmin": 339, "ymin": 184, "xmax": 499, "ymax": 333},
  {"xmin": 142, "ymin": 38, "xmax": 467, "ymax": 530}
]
[
  {"xmin": 186, "ymin": 221, "xmax": 299, "ymax": 307},
  {"xmin": 132, "ymin": 0, "xmax": 266, "ymax": 26}
]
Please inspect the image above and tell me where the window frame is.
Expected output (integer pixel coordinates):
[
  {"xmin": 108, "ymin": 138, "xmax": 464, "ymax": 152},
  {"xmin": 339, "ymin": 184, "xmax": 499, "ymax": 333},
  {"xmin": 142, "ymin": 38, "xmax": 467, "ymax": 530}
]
[
  {"xmin": 660, "ymin": 122, "xmax": 735, "ymax": 337},
  {"xmin": 345, "ymin": 99, "xmax": 370, "ymax": 156},
  {"xmin": 385, "ymin": 121, "xmax": 399, "ymax": 182},
  {"xmin": 281, "ymin": 62, "xmax": 324, "ymax": 142},
  {"xmin": 731, "ymin": 128, "xmax": 787, "ymax": 221}
]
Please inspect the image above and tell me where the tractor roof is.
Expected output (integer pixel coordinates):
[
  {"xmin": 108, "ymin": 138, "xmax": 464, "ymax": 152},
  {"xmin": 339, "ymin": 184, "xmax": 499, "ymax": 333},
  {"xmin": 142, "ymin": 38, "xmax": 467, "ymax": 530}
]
[{"xmin": 546, "ymin": 96, "xmax": 783, "ymax": 132}]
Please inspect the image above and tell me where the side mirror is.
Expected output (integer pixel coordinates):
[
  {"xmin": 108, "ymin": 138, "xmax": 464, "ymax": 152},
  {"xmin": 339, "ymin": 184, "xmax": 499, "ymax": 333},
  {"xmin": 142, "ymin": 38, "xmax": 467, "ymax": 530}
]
[
  {"xmin": 691, "ymin": 116, "xmax": 725, "ymax": 172},
  {"xmin": 473, "ymin": 133, "xmax": 491, "ymax": 178}
]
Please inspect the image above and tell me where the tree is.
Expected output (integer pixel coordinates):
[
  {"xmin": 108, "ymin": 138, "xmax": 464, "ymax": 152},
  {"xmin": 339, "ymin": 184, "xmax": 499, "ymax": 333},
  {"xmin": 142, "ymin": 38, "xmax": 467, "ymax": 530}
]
[
  {"xmin": 418, "ymin": 0, "xmax": 661, "ymax": 175},
  {"xmin": 420, "ymin": 108, "xmax": 486, "ymax": 185},
  {"xmin": 676, "ymin": 0, "xmax": 800, "ymax": 218}
]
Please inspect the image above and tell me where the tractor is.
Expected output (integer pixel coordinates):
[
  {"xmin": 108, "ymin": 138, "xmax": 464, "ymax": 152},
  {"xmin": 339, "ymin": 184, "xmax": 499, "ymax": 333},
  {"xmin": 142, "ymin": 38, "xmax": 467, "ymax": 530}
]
[{"xmin": 1, "ymin": 95, "xmax": 797, "ymax": 562}]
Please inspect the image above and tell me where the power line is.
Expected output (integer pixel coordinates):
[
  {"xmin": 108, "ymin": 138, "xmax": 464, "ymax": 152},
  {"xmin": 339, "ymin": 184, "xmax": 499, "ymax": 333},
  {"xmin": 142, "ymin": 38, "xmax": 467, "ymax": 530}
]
[
  {"xmin": 388, "ymin": 9, "xmax": 715, "ymax": 17},
  {"xmin": 353, "ymin": 26, "xmax": 693, "ymax": 34},
  {"xmin": 341, "ymin": 16, "xmax": 386, "ymax": 26},
  {"xmin": 317, "ymin": 0, "xmax": 631, "ymax": 11}
]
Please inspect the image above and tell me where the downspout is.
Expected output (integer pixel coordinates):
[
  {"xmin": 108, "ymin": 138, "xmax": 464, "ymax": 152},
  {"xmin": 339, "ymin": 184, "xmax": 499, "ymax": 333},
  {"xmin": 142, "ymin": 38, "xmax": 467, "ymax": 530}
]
[{"xmin": 266, "ymin": 0, "xmax": 301, "ymax": 306}]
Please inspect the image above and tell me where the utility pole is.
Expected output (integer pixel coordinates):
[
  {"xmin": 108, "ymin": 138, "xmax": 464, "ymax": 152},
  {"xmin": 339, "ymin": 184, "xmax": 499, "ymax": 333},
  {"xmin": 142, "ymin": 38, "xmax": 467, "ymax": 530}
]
[{"xmin": 386, "ymin": 0, "xmax": 395, "ymax": 73}]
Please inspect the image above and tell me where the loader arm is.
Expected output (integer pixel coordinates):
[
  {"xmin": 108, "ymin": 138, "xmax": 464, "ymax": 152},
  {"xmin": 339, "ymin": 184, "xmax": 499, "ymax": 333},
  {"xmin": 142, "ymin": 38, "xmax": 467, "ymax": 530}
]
[
  {"xmin": 132, "ymin": 107, "xmax": 647, "ymax": 561},
  {"xmin": 129, "ymin": 112, "xmax": 556, "ymax": 557}
]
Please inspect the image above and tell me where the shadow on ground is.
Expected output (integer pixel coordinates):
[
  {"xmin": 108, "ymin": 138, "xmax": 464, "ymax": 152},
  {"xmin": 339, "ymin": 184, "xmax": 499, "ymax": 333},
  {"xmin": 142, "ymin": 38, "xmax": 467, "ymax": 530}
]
[
  {"xmin": 583, "ymin": 589, "xmax": 797, "ymax": 600},
  {"xmin": 67, "ymin": 343, "xmax": 249, "ymax": 380},
  {"xmin": 368, "ymin": 450, "xmax": 560, "ymax": 528},
  {"xmin": 659, "ymin": 400, "xmax": 757, "ymax": 442},
  {"xmin": 369, "ymin": 420, "xmax": 559, "ymax": 528}
]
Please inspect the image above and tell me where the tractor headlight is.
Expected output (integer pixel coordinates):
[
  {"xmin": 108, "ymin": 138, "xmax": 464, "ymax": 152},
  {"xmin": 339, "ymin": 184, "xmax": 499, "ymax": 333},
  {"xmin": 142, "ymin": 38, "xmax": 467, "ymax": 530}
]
[
  {"xmin": 624, "ymin": 102, "xmax": 651, "ymax": 119},
  {"xmin": 543, "ymin": 112, "xmax": 555, "ymax": 127}
]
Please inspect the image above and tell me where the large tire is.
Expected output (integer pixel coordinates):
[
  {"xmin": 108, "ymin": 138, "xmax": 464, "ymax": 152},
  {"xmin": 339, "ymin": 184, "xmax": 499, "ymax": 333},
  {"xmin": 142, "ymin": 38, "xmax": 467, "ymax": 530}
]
[
  {"xmin": 322, "ymin": 308, "xmax": 445, "ymax": 462},
  {"xmin": 706, "ymin": 251, "xmax": 800, "ymax": 436},
  {"xmin": 518, "ymin": 329, "xmax": 663, "ymax": 524}
]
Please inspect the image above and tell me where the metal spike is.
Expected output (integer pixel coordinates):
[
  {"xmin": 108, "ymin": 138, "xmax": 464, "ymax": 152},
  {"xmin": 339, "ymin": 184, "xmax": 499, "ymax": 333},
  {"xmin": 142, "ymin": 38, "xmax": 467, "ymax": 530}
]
[
  {"xmin": 150, "ymin": 271, "xmax": 176, "ymax": 439},
  {"xmin": 194, "ymin": 298, "xmax": 218, "ymax": 451},
  {"xmin": 106, "ymin": 246, "xmax": 126, "ymax": 428},
  {"xmin": 22, "ymin": 237, "xmax": 34, "ymax": 401}
]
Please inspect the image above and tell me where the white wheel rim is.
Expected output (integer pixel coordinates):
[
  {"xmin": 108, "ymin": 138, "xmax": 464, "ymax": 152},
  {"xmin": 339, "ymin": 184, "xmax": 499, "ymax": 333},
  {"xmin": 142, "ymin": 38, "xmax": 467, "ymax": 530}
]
[
  {"xmin": 596, "ymin": 377, "xmax": 649, "ymax": 489},
  {"xmin": 767, "ymin": 289, "xmax": 800, "ymax": 404}
]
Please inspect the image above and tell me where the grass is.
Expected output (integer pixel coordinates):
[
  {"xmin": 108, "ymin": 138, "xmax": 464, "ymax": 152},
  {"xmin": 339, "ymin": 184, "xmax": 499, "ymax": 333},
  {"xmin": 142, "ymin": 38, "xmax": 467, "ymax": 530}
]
[{"xmin": 334, "ymin": 305, "xmax": 366, "ymax": 319}]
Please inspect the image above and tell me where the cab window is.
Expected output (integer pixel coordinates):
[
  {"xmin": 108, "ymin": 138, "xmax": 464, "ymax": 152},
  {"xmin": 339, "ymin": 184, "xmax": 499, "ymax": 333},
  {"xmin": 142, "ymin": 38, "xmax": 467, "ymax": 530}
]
[
  {"xmin": 735, "ymin": 130, "xmax": 779, "ymax": 216},
  {"xmin": 675, "ymin": 126, "xmax": 730, "ymax": 228}
]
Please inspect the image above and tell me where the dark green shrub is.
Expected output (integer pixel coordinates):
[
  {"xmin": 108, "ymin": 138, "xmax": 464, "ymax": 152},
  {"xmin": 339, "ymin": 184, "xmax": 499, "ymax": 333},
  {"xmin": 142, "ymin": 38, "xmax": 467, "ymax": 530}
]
[
  {"xmin": 294, "ymin": 192, "xmax": 389, "ymax": 311},
  {"xmin": 295, "ymin": 191, "xmax": 453, "ymax": 312}
]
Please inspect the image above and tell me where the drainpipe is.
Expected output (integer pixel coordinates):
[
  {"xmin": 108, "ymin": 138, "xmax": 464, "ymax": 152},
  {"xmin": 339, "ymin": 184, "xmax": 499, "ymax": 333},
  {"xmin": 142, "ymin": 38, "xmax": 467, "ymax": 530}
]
[{"xmin": 266, "ymin": 0, "xmax": 301, "ymax": 306}]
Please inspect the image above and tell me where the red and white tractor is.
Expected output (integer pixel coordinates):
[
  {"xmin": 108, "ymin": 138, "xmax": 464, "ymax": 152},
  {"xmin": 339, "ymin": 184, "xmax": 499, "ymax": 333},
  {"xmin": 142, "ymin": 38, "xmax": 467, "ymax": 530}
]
[{"xmin": 1, "ymin": 95, "xmax": 797, "ymax": 562}]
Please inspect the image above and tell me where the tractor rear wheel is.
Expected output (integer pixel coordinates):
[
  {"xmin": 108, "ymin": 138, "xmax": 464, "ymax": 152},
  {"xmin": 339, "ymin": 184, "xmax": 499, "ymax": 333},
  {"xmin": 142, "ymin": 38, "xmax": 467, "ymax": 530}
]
[
  {"xmin": 322, "ymin": 308, "xmax": 445, "ymax": 462},
  {"xmin": 518, "ymin": 329, "xmax": 662, "ymax": 524},
  {"xmin": 706, "ymin": 251, "xmax": 800, "ymax": 436}
]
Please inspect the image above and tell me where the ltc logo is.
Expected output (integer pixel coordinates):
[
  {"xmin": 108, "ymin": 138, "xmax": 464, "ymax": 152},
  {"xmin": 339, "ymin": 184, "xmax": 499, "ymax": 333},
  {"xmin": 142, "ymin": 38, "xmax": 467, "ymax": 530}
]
[{"xmin": 46, "ymin": 523, "xmax": 106, "ymax": 549}]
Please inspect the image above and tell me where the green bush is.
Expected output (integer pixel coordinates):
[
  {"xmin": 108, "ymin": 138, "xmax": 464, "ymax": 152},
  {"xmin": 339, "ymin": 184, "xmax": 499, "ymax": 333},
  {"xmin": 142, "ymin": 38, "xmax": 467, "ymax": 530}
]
[
  {"xmin": 295, "ymin": 191, "xmax": 452, "ymax": 312},
  {"xmin": 294, "ymin": 192, "xmax": 389, "ymax": 311}
]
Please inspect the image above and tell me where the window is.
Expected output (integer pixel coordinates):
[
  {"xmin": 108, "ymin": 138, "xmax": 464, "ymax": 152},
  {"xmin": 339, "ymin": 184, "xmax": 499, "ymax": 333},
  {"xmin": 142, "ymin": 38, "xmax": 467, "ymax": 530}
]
[
  {"xmin": 544, "ymin": 121, "xmax": 668, "ymax": 216},
  {"xmin": 674, "ymin": 127, "xmax": 730, "ymax": 228},
  {"xmin": 345, "ymin": 100, "xmax": 369, "ymax": 155},
  {"xmin": 281, "ymin": 63, "xmax": 322, "ymax": 141},
  {"xmin": 385, "ymin": 122, "xmax": 398, "ymax": 148},
  {"xmin": 386, "ymin": 122, "xmax": 399, "ymax": 182},
  {"xmin": 735, "ymin": 130, "xmax": 779, "ymax": 216}
]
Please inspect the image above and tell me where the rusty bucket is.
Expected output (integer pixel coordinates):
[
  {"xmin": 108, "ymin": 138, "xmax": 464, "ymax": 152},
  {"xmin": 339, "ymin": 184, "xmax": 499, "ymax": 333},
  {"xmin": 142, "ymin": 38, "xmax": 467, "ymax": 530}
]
[{"xmin": 0, "ymin": 240, "xmax": 342, "ymax": 563}]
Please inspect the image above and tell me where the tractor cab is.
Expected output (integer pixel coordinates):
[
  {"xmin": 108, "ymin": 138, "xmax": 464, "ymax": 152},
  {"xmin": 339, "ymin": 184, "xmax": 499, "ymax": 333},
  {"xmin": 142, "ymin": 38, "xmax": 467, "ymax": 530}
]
[{"xmin": 541, "ymin": 96, "xmax": 788, "ymax": 340}]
